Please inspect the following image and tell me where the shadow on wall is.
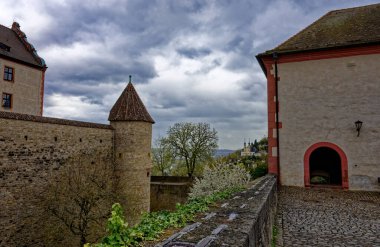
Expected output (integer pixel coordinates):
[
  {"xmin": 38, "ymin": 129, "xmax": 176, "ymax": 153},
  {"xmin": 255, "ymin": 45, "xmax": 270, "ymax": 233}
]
[{"xmin": 150, "ymin": 176, "xmax": 194, "ymax": 211}]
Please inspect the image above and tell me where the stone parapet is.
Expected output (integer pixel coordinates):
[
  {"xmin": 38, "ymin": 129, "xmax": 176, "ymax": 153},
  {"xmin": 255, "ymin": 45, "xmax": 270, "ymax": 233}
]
[
  {"xmin": 0, "ymin": 111, "xmax": 112, "ymax": 129},
  {"xmin": 155, "ymin": 175, "xmax": 278, "ymax": 247}
]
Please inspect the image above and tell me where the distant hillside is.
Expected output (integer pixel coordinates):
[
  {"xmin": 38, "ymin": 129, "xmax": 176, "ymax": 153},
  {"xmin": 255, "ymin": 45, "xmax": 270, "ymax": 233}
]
[{"xmin": 213, "ymin": 149, "xmax": 237, "ymax": 158}]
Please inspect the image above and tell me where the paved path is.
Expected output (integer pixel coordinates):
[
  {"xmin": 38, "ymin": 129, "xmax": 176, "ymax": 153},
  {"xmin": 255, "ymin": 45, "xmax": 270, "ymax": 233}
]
[{"xmin": 277, "ymin": 187, "xmax": 380, "ymax": 247}]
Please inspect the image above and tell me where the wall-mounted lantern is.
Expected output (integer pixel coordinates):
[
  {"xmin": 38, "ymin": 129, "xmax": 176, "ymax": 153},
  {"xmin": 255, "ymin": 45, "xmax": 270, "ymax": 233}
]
[{"xmin": 355, "ymin": 120, "xmax": 363, "ymax": 137}]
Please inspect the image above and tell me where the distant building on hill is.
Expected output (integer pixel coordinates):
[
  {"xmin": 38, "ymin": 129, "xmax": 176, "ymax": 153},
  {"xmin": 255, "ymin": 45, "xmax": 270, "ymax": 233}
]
[
  {"xmin": 241, "ymin": 139, "xmax": 258, "ymax": 157},
  {"xmin": 0, "ymin": 22, "xmax": 47, "ymax": 116},
  {"xmin": 256, "ymin": 3, "xmax": 380, "ymax": 191}
]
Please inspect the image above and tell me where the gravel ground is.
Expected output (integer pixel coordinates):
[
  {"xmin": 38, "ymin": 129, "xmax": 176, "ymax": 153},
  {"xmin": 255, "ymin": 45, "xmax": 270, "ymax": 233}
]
[{"xmin": 276, "ymin": 186, "xmax": 380, "ymax": 247}]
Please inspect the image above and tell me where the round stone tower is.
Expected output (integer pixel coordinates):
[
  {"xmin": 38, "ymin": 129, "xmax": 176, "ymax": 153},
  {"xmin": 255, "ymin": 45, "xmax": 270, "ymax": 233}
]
[{"xmin": 108, "ymin": 77, "xmax": 154, "ymax": 224}]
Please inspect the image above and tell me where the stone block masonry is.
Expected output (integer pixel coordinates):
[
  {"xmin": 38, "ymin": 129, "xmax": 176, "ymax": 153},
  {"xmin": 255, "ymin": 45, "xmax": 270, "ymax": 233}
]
[
  {"xmin": 0, "ymin": 112, "xmax": 114, "ymax": 246},
  {"xmin": 0, "ymin": 81, "xmax": 154, "ymax": 246},
  {"xmin": 111, "ymin": 121, "xmax": 153, "ymax": 224},
  {"xmin": 150, "ymin": 176, "xmax": 193, "ymax": 211},
  {"xmin": 155, "ymin": 175, "xmax": 278, "ymax": 247}
]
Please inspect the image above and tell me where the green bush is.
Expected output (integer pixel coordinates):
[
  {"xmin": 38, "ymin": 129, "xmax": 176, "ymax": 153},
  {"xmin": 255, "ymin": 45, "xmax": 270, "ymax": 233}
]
[
  {"xmin": 97, "ymin": 203, "xmax": 142, "ymax": 246},
  {"xmin": 88, "ymin": 188, "xmax": 242, "ymax": 247},
  {"xmin": 250, "ymin": 163, "xmax": 268, "ymax": 179}
]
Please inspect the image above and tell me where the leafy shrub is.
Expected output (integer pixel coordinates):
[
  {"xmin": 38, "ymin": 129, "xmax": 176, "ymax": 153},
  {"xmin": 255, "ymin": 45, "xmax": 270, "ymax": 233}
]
[
  {"xmin": 189, "ymin": 163, "xmax": 250, "ymax": 199},
  {"xmin": 94, "ymin": 203, "xmax": 143, "ymax": 246},
  {"xmin": 88, "ymin": 162, "xmax": 250, "ymax": 246},
  {"xmin": 250, "ymin": 163, "xmax": 268, "ymax": 179},
  {"xmin": 310, "ymin": 176, "xmax": 328, "ymax": 184},
  {"xmin": 89, "ymin": 188, "xmax": 242, "ymax": 247}
]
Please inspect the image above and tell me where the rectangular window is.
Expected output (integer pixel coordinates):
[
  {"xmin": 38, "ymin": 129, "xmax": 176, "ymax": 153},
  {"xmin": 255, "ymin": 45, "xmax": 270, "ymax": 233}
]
[
  {"xmin": 4, "ymin": 66, "xmax": 14, "ymax": 81},
  {"xmin": 2, "ymin": 93, "xmax": 12, "ymax": 108}
]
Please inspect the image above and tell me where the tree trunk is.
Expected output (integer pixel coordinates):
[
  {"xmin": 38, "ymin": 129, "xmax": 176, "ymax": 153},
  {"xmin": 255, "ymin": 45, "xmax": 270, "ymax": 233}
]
[{"xmin": 80, "ymin": 235, "xmax": 86, "ymax": 247}]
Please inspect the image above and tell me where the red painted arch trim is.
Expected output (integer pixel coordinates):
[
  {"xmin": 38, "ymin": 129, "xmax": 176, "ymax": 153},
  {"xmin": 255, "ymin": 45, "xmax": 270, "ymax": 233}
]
[{"xmin": 304, "ymin": 142, "xmax": 348, "ymax": 189}]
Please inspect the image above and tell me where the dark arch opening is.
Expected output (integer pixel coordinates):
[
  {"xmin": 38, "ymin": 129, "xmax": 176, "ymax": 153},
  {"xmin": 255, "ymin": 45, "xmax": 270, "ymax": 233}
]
[{"xmin": 309, "ymin": 147, "xmax": 342, "ymax": 185}]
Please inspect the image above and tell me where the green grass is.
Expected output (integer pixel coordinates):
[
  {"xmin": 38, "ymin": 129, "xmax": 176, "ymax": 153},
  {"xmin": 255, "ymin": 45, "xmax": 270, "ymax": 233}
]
[
  {"xmin": 271, "ymin": 224, "xmax": 278, "ymax": 247},
  {"xmin": 88, "ymin": 187, "xmax": 243, "ymax": 247}
]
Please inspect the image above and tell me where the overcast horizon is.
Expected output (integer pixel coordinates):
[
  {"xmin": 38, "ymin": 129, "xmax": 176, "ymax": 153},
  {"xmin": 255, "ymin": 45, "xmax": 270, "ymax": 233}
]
[{"xmin": 1, "ymin": 0, "xmax": 378, "ymax": 149}]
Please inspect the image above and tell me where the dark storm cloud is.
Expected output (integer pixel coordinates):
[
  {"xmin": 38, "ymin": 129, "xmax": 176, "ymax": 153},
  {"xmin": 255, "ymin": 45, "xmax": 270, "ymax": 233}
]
[
  {"xmin": 36, "ymin": 0, "xmax": 268, "ymax": 92},
  {"xmin": 186, "ymin": 59, "xmax": 222, "ymax": 75},
  {"xmin": 176, "ymin": 47, "xmax": 212, "ymax": 59},
  {"xmin": 224, "ymin": 56, "xmax": 252, "ymax": 71},
  {"xmin": 45, "ymin": 81, "xmax": 116, "ymax": 103},
  {"xmin": 3, "ymin": 0, "xmax": 378, "ymax": 148},
  {"xmin": 236, "ymin": 75, "xmax": 267, "ymax": 101},
  {"xmin": 150, "ymin": 93, "xmax": 187, "ymax": 109},
  {"xmin": 226, "ymin": 36, "xmax": 245, "ymax": 52},
  {"xmin": 145, "ymin": 79, "xmax": 266, "ymax": 122},
  {"xmin": 35, "ymin": 1, "xmax": 221, "ymax": 101},
  {"xmin": 45, "ymin": 59, "xmax": 156, "ymax": 86},
  {"xmin": 39, "ymin": 1, "xmax": 207, "ymax": 48}
]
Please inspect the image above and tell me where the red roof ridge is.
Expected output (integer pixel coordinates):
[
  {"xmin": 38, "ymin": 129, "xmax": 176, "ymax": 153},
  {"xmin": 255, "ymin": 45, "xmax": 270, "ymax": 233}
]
[
  {"xmin": 11, "ymin": 22, "xmax": 47, "ymax": 67},
  {"xmin": 327, "ymin": 2, "xmax": 380, "ymax": 14},
  {"xmin": 108, "ymin": 82, "xmax": 155, "ymax": 123},
  {"xmin": 0, "ymin": 22, "xmax": 46, "ymax": 68}
]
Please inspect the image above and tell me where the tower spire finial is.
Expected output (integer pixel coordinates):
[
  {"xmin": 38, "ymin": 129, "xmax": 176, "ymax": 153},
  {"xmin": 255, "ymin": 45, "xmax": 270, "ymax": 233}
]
[{"xmin": 129, "ymin": 75, "xmax": 132, "ymax": 83}]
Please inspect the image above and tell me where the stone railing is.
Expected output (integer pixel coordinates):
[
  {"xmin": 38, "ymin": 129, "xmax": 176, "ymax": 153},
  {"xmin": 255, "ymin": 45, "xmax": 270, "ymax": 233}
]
[{"xmin": 155, "ymin": 174, "xmax": 277, "ymax": 247}]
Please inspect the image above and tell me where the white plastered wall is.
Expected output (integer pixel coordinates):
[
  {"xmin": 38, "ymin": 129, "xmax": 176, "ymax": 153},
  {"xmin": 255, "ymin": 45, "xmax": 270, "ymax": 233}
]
[{"xmin": 276, "ymin": 53, "xmax": 380, "ymax": 191}]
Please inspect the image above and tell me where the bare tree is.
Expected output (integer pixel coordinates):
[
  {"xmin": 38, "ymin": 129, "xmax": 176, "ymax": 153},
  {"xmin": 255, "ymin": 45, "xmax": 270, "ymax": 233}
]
[
  {"xmin": 40, "ymin": 153, "xmax": 116, "ymax": 247},
  {"xmin": 152, "ymin": 137, "xmax": 173, "ymax": 176},
  {"xmin": 165, "ymin": 122, "xmax": 218, "ymax": 177}
]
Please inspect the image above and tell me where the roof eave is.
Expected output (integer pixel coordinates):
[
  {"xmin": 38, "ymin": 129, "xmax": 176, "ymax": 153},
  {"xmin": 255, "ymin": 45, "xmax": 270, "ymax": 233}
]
[
  {"xmin": 0, "ymin": 53, "xmax": 47, "ymax": 70},
  {"xmin": 108, "ymin": 118, "xmax": 155, "ymax": 124},
  {"xmin": 256, "ymin": 41, "xmax": 380, "ymax": 76},
  {"xmin": 259, "ymin": 40, "xmax": 380, "ymax": 57},
  {"xmin": 255, "ymin": 54, "xmax": 268, "ymax": 76}
]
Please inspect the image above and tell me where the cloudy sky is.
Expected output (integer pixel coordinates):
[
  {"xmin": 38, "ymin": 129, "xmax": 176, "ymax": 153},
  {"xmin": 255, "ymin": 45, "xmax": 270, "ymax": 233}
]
[{"xmin": 1, "ymin": 0, "xmax": 377, "ymax": 149}]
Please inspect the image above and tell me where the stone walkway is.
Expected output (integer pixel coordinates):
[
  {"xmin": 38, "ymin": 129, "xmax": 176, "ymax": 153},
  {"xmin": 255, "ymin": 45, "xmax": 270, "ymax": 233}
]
[{"xmin": 276, "ymin": 187, "xmax": 380, "ymax": 247}]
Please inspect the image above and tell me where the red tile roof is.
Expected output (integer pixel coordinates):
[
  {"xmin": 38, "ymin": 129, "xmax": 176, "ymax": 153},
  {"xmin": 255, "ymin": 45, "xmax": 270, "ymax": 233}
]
[
  {"xmin": 260, "ymin": 3, "xmax": 380, "ymax": 55},
  {"xmin": 0, "ymin": 22, "xmax": 46, "ymax": 68},
  {"xmin": 108, "ymin": 82, "xmax": 155, "ymax": 123}
]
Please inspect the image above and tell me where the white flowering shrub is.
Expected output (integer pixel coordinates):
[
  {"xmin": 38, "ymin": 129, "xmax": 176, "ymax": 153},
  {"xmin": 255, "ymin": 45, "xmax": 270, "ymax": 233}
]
[{"xmin": 189, "ymin": 163, "xmax": 250, "ymax": 199}]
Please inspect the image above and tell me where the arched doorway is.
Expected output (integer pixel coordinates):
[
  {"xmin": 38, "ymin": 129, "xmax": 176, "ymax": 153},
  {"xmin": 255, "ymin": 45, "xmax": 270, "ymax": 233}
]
[
  {"xmin": 309, "ymin": 147, "xmax": 341, "ymax": 185},
  {"xmin": 304, "ymin": 142, "xmax": 348, "ymax": 189}
]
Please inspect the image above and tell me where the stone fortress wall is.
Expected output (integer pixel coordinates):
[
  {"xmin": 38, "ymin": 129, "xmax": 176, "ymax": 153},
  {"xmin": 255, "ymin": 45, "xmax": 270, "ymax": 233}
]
[
  {"xmin": 0, "ymin": 87, "xmax": 153, "ymax": 245},
  {"xmin": 0, "ymin": 112, "xmax": 114, "ymax": 244}
]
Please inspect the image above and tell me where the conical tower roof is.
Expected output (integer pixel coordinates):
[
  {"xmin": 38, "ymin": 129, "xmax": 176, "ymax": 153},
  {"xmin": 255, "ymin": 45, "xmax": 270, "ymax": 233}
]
[{"xmin": 108, "ymin": 81, "xmax": 154, "ymax": 123}]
